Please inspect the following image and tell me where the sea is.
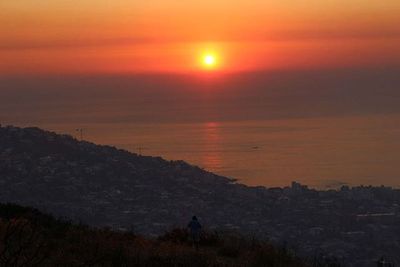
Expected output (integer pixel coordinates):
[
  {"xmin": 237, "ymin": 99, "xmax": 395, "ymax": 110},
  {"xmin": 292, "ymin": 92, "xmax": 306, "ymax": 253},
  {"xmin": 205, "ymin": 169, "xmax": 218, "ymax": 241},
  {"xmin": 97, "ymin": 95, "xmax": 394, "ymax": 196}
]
[{"xmin": 1, "ymin": 69, "xmax": 400, "ymax": 188}]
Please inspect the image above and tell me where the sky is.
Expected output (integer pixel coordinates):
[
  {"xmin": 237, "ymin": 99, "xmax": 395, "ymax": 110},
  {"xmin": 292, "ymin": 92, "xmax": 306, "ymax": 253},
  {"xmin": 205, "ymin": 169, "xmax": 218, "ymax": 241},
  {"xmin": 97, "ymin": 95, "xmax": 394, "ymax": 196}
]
[{"xmin": 1, "ymin": 0, "xmax": 400, "ymax": 74}]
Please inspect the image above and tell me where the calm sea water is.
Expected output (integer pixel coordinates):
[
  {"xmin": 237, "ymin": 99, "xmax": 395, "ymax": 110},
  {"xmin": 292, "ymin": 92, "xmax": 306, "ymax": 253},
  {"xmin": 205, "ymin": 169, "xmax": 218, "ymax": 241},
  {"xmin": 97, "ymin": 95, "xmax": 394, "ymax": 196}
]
[
  {"xmin": 2, "ymin": 71, "xmax": 400, "ymax": 188},
  {"xmin": 36, "ymin": 114, "xmax": 400, "ymax": 189}
]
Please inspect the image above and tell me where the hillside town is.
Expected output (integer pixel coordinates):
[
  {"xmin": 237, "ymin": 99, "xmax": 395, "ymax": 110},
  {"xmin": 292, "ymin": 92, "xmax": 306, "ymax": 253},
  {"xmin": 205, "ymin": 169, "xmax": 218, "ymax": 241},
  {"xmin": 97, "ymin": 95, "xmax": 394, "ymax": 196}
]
[{"xmin": 0, "ymin": 125, "xmax": 399, "ymax": 267}]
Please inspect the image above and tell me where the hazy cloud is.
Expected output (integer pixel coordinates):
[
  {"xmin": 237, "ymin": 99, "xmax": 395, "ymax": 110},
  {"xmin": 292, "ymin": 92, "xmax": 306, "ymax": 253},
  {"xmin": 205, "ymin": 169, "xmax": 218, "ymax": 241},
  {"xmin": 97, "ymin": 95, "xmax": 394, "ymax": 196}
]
[
  {"xmin": 0, "ymin": 37, "xmax": 150, "ymax": 50},
  {"xmin": 1, "ymin": 29, "xmax": 400, "ymax": 51}
]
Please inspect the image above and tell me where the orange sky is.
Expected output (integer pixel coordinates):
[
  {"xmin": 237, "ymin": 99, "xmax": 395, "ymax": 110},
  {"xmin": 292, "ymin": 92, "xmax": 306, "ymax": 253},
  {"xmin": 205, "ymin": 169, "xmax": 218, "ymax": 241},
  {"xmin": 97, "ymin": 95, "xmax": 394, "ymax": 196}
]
[{"xmin": 1, "ymin": 0, "xmax": 400, "ymax": 74}]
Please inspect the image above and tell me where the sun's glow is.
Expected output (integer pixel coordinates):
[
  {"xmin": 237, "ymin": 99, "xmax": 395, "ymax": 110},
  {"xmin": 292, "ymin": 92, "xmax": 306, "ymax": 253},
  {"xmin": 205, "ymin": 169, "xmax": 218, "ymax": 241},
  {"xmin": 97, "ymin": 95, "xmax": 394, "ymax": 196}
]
[
  {"xmin": 201, "ymin": 53, "xmax": 218, "ymax": 69},
  {"xmin": 204, "ymin": 55, "xmax": 215, "ymax": 66}
]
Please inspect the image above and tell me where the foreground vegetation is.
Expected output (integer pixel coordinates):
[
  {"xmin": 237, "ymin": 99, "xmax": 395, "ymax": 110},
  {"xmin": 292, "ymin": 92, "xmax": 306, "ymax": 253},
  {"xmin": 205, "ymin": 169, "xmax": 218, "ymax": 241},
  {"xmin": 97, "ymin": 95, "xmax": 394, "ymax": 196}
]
[{"xmin": 0, "ymin": 203, "xmax": 341, "ymax": 267}]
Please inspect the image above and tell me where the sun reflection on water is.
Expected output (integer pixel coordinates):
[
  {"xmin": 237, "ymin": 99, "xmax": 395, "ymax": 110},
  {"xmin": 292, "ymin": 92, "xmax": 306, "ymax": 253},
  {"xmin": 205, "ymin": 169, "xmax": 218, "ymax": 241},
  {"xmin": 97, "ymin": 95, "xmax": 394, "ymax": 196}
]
[{"xmin": 201, "ymin": 122, "xmax": 222, "ymax": 171}]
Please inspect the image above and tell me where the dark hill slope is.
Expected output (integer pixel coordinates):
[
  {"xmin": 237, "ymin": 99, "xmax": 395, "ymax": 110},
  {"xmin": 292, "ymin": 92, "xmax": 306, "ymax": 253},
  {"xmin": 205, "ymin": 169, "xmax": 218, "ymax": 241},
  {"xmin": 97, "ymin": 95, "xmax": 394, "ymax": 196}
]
[
  {"xmin": 0, "ymin": 125, "xmax": 270, "ymax": 235},
  {"xmin": 0, "ymin": 202, "xmax": 316, "ymax": 267}
]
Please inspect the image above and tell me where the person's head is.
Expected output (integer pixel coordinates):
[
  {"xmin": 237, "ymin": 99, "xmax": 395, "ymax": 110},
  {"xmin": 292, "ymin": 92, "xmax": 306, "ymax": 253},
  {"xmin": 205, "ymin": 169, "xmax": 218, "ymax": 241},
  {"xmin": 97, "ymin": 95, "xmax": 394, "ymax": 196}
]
[{"xmin": 192, "ymin": 216, "xmax": 197, "ymax": 221}]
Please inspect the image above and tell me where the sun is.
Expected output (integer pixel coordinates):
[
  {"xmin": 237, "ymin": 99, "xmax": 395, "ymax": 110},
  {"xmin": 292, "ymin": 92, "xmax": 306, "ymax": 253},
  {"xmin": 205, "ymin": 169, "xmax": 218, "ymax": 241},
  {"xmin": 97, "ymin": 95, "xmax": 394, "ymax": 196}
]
[
  {"xmin": 201, "ymin": 53, "xmax": 217, "ymax": 69},
  {"xmin": 203, "ymin": 54, "xmax": 215, "ymax": 66}
]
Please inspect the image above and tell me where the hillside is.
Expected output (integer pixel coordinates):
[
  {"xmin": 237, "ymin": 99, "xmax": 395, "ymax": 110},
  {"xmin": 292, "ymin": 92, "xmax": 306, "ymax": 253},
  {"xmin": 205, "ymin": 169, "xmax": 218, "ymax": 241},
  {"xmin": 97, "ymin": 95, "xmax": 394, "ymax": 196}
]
[
  {"xmin": 0, "ymin": 202, "xmax": 319, "ymax": 267},
  {"xmin": 0, "ymin": 125, "xmax": 267, "ymax": 235},
  {"xmin": 0, "ymin": 125, "xmax": 399, "ymax": 266}
]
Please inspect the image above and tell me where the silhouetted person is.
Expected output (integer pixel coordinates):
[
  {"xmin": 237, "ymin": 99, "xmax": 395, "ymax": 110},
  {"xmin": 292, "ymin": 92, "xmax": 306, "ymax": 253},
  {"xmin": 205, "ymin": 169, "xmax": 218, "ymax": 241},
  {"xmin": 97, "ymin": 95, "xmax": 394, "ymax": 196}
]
[{"xmin": 187, "ymin": 216, "xmax": 202, "ymax": 250}]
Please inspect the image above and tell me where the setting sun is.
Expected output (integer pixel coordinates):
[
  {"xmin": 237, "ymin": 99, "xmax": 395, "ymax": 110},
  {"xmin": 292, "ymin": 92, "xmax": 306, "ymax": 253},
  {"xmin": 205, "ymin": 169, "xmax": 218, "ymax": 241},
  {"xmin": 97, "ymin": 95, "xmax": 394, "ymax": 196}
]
[
  {"xmin": 204, "ymin": 55, "xmax": 215, "ymax": 65},
  {"xmin": 202, "ymin": 53, "xmax": 217, "ymax": 69}
]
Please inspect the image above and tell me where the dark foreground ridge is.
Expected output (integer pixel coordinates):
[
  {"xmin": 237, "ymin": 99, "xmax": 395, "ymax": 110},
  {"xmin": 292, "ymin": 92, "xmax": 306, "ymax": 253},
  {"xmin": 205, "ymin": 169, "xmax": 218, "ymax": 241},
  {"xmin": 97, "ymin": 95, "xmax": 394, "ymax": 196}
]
[
  {"xmin": 0, "ymin": 202, "xmax": 322, "ymax": 267},
  {"xmin": 0, "ymin": 125, "xmax": 399, "ymax": 266}
]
